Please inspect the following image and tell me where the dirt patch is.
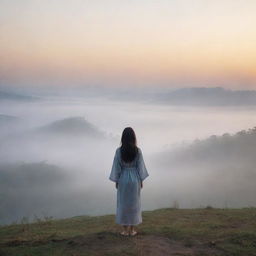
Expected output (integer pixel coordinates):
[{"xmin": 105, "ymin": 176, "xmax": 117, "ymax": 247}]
[
  {"xmin": 0, "ymin": 232, "xmax": 223, "ymax": 255},
  {"xmin": 64, "ymin": 231, "xmax": 135, "ymax": 255},
  {"xmin": 132, "ymin": 235, "xmax": 222, "ymax": 256},
  {"xmin": 66, "ymin": 231, "xmax": 132, "ymax": 249}
]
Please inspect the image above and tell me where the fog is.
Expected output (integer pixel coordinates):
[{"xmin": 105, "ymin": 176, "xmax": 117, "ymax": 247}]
[{"xmin": 1, "ymin": 88, "xmax": 256, "ymax": 225}]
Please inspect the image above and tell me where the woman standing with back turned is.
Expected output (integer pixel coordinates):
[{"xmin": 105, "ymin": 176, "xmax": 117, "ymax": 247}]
[{"xmin": 109, "ymin": 127, "xmax": 149, "ymax": 236}]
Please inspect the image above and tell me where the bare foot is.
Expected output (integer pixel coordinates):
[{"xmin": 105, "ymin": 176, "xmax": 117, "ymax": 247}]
[
  {"xmin": 130, "ymin": 230, "xmax": 138, "ymax": 236},
  {"xmin": 120, "ymin": 231, "xmax": 129, "ymax": 236}
]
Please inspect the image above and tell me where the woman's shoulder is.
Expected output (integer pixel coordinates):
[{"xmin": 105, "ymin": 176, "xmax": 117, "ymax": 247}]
[{"xmin": 115, "ymin": 147, "xmax": 121, "ymax": 155}]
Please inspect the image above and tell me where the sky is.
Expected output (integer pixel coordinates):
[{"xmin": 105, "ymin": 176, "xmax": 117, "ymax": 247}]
[{"xmin": 0, "ymin": 0, "xmax": 256, "ymax": 90}]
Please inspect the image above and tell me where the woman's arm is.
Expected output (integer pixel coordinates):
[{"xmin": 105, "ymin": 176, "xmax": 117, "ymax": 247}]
[
  {"xmin": 137, "ymin": 148, "xmax": 149, "ymax": 182},
  {"xmin": 109, "ymin": 149, "xmax": 122, "ymax": 183}
]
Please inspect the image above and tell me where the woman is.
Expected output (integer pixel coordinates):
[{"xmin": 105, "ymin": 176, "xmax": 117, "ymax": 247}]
[{"xmin": 109, "ymin": 127, "xmax": 149, "ymax": 236}]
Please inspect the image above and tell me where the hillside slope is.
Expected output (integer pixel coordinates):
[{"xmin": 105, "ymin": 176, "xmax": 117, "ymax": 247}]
[
  {"xmin": 155, "ymin": 126, "xmax": 256, "ymax": 167},
  {"xmin": 0, "ymin": 207, "xmax": 256, "ymax": 256}
]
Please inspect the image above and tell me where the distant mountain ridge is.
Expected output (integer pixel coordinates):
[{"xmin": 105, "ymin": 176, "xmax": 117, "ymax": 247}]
[
  {"xmin": 2, "ymin": 87, "xmax": 256, "ymax": 106},
  {"xmin": 151, "ymin": 87, "xmax": 256, "ymax": 106},
  {"xmin": 86, "ymin": 86, "xmax": 256, "ymax": 106}
]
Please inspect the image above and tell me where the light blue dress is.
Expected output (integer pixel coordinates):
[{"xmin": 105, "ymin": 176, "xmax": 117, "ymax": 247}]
[{"xmin": 109, "ymin": 147, "xmax": 149, "ymax": 225}]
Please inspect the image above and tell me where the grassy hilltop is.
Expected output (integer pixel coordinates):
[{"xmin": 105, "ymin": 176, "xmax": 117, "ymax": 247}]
[{"xmin": 0, "ymin": 207, "xmax": 256, "ymax": 256}]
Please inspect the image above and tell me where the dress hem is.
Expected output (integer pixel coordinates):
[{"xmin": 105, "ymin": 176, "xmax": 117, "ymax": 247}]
[{"xmin": 116, "ymin": 221, "xmax": 142, "ymax": 226}]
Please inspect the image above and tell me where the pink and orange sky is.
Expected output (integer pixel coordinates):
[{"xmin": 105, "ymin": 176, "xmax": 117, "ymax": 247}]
[{"xmin": 0, "ymin": 0, "xmax": 256, "ymax": 89}]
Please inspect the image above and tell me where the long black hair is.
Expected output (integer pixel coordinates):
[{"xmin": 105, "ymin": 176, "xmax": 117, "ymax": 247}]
[{"xmin": 120, "ymin": 127, "xmax": 138, "ymax": 162}]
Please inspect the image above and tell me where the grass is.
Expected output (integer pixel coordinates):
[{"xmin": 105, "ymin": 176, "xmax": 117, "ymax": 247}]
[{"xmin": 0, "ymin": 207, "xmax": 256, "ymax": 255}]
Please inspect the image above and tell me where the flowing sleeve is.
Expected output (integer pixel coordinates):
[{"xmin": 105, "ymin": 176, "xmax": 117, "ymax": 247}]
[
  {"xmin": 137, "ymin": 148, "xmax": 149, "ymax": 181},
  {"xmin": 109, "ymin": 148, "xmax": 122, "ymax": 182}
]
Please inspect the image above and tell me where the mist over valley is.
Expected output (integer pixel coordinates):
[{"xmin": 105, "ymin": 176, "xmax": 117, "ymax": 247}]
[{"xmin": 1, "ymin": 87, "xmax": 256, "ymax": 225}]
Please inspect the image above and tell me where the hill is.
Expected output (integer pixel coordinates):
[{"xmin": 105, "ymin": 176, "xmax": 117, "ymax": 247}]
[
  {"xmin": 0, "ymin": 90, "xmax": 39, "ymax": 101},
  {"xmin": 36, "ymin": 116, "xmax": 105, "ymax": 138},
  {"xmin": 0, "ymin": 114, "xmax": 19, "ymax": 124},
  {"xmin": 0, "ymin": 207, "xmax": 256, "ymax": 256},
  {"xmin": 0, "ymin": 162, "xmax": 72, "ymax": 225},
  {"xmin": 155, "ymin": 126, "xmax": 256, "ymax": 168},
  {"xmin": 0, "ymin": 115, "xmax": 20, "ymax": 132}
]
